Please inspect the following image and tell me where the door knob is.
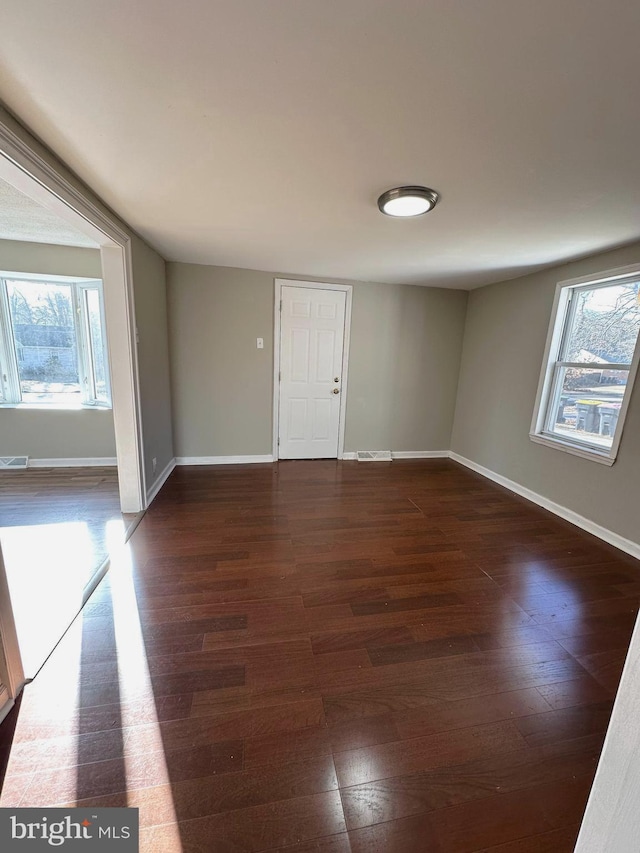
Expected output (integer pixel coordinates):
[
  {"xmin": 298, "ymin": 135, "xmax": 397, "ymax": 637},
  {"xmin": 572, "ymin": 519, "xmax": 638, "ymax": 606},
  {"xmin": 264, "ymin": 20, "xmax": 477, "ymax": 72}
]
[{"xmin": 332, "ymin": 388, "xmax": 340, "ymax": 395}]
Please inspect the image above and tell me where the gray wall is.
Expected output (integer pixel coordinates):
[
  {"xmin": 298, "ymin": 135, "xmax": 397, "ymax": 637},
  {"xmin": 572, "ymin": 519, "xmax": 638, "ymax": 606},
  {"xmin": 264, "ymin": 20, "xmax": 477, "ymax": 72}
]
[
  {"xmin": 167, "ymin": 263, "xmax": 468, "ymax": 458},
  {"xmin": 130, "ymin": 234, "xmax": 174, "ymax": 486},
  {"xmin": 451, "ymin": 240, "xmax": 640, "ymax": 545},
  {"xmin": 346, "ymin": 280, "xmax": 467, "ymax": 451},
  {"xmin": 0, "ymin": 238, "xmax": 116, "ymax": 460},
  {"xmin": 0, "ymin": 238, "xmax": 101, "ymax": 278},
  {"xmin": 1, "ymin": 409, "xmax": 115, "ymax": 459},
  {"xmin": 167, "ymin": 265, "xmax": 273, "ymax": 457}
]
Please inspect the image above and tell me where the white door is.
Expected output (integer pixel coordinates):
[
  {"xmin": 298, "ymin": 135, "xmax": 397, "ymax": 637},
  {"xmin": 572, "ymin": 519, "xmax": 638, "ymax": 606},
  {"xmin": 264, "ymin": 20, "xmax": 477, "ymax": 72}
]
[{"xmin": 278, "ymin": 285, "xmax": 347, "ymax": 459}]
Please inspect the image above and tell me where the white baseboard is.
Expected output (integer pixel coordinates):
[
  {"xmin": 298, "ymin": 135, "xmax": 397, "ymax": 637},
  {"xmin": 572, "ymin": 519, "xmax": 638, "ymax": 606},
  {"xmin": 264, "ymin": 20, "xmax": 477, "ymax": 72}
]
[
  {"xmin": 146, "ymin": 457, "xmax": 176, "ymax": 505},
  {"xmin": 177, "ymin": 452, "xmax": 448, "ymax": 464},
  {"xmin": 449, "ymin": 451, "xmax": 640, "ymax": 561},
  {"xmin": 28, "ymin": 457, "xmax": 117, "ymax": 468},
  {"xmin": 341, "ymin": 450, "xmax": 449, "ymax": 461},
  {"xmin": 175, "ymin": 455, "xmax": 275, "ymax": 466}
]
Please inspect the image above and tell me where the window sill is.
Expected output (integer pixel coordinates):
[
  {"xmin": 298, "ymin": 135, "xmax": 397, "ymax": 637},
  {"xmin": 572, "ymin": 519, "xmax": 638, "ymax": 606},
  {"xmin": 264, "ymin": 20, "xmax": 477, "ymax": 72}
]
[
  {"xmin": 0, "ymin": 403, "xmax": 112, "ymax": 412},
  {"xmin": 529, "ymin": 432, "xmax": 615, "ymax": 466}
]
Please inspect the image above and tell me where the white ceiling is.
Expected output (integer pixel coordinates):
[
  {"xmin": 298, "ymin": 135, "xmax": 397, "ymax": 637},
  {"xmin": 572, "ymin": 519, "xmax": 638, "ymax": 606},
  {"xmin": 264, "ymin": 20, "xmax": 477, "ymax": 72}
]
[
  {"xmin": 1, "ymin": 1, "xmax": 640, "ymax": 289},
  {"xmin": 0, "ymin": 177, "xmax": 97, "ymax": 248}
]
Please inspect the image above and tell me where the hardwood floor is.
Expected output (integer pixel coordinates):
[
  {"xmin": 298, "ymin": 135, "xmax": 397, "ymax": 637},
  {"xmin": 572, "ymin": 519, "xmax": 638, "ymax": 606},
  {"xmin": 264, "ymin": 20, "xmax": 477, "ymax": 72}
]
[
  {"xmin": 1, "ymin": 459, "xmax": 638, "ymax": 851},
  {"xmin": 0, "ymin": 466, "xmax": 138, "ymax": 675}
]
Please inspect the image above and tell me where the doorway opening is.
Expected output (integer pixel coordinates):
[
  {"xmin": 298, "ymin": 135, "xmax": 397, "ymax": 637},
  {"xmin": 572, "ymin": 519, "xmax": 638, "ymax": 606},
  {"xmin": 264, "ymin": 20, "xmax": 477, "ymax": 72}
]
[{"xmin": 0, "ymin": 113, "xmax": 146, "ymax": 691}]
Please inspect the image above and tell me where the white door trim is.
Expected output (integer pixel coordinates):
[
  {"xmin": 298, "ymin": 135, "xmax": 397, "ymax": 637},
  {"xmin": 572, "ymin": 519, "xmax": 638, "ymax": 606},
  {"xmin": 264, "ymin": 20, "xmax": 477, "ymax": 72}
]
[
  {"xmin": 0, "ymin": 543, "xmax": 25, "ymax": 703},
  {"xmin": 273, "ymin": 279, "xmax": 352, "ymax": 461},
  {"xmin": 0, "ymin": 109, "xmax": 146, "ymax": 512},
  {"xmin": 101, "ymin": 243, "xmax": 146, "ymax": 511}
]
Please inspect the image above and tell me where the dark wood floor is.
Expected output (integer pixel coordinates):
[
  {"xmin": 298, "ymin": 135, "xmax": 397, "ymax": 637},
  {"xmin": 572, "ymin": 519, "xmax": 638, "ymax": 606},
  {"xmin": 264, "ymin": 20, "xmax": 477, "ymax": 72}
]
[{"xmin": 1, "ymin": 460, "xmax": 638, "ymax": 852}]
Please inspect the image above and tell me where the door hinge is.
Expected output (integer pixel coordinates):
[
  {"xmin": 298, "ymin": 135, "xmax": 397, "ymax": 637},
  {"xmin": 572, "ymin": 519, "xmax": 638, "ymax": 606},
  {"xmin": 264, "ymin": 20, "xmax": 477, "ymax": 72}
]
[{"xmin": 280, "ymin": 299, "xmax": 283, "ymax": 311}]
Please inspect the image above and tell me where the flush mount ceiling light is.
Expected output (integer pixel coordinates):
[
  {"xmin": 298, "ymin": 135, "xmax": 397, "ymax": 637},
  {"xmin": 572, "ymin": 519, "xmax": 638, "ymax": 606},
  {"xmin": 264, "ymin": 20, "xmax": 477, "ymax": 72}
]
[{"xmin": 377, "ymin": 185, "xmax": 439, "ymax": 217}]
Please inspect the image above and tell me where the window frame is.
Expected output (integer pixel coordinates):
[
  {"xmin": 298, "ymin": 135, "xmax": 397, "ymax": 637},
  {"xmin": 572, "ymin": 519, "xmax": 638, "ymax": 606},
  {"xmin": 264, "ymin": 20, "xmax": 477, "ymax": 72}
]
[
  {"xmin": 0, "ymin": 271, "xmax": 112, "ymax": 410},
  {"xmin": 530, "ymin": 263, "xmax": 640, "ymax": 466}
]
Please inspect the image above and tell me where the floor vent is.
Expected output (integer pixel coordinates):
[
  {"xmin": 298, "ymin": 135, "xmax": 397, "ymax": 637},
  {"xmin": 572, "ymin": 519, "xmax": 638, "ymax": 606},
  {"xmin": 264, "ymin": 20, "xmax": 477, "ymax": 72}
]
[
  {"xmin": 0, "ymin": 456, "xmax": 29, "ymax": 470},
  {"xmin": 356, "ymin": 450, "xmax": 392, "ymax": 462}
]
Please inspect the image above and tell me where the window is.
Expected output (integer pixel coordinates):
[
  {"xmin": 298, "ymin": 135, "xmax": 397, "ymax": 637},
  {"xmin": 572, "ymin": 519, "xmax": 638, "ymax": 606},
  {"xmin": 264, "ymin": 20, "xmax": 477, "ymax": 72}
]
[
  {"xmin": 0, "ymin": 274, "xmax": 111, "ymax": 407},
  {"xmin": 531, "ymin": 265, "xmax": 640, "ymax": 465}
]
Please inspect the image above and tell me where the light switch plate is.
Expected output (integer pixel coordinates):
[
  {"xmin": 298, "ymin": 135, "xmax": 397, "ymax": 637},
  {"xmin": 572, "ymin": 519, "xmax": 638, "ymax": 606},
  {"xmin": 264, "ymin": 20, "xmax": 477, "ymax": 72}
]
[{"xmin": 257, "ymin": 338, "xmax": 264, "ymax": 349}]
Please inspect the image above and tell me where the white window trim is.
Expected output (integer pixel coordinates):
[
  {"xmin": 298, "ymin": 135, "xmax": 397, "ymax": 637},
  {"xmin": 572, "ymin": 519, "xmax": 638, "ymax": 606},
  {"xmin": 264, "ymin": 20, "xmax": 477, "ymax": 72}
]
[
  {"xmin": 530, "ymin": 263, "xmax": 640, "ymax": 465},
  {"xmin": 77, "ymin": 280, "xmax": 113, "ymax": 406},
  {"xmin": 0, "ymin": 272, "xmax": 112, "ymax": 410}
]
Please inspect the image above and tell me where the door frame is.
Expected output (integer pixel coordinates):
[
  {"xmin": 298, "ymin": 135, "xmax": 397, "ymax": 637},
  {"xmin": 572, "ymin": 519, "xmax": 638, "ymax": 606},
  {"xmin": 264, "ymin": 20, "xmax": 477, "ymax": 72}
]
[
  {"xmin": 0, "ymin": 543, "xmax": 25, "ymax": 720},
  {"xmin": 0, "ymin": 109, "xmax": 146, "ymax": 513},
  {"xmin": 272, "ymin": 278, "xmax": 353, "ymax": 461}
]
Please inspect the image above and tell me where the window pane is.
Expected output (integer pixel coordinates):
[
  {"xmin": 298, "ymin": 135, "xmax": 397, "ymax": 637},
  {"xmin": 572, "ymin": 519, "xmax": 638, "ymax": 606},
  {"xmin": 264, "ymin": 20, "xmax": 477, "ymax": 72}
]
[
  {"xmin": 84, "ymin": 288, "xmax": 109, "ymax": 403},
  {"xmin": 6, "ymin": 280, "xmax": 81, "ymax": 403},
  {"xmin": 548, "ymin": 366, "xmax": 628, "ymax": 450},
  {"xmin": 564, "ymin": 282, "xmax": 640, "ymax": 364}
]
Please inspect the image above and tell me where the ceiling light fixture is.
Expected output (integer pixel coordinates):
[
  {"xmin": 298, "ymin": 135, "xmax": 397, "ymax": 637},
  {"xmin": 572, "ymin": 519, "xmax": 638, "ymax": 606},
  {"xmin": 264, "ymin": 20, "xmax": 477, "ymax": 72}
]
[{"xmin": 377, "ymin": 186, "xmax": 439, "ymax": 218}]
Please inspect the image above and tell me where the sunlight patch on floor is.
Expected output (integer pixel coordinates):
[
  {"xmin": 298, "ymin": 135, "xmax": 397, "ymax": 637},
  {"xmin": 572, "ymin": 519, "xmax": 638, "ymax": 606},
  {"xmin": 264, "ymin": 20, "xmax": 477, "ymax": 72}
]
[
  {"xmin": 107, "ymin": 521, "xmax": 182, "ymax": 843},
  {"xmin": 1, "ymin": 521, "xmax": 97, "ymax": 676}
]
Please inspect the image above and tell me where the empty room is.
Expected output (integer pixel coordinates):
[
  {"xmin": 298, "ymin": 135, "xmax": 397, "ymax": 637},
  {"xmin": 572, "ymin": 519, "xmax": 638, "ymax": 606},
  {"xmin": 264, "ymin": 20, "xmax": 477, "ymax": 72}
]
[{"xmin": 0, "ymin": 2, "xmax": 639, "ymax": 852}]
